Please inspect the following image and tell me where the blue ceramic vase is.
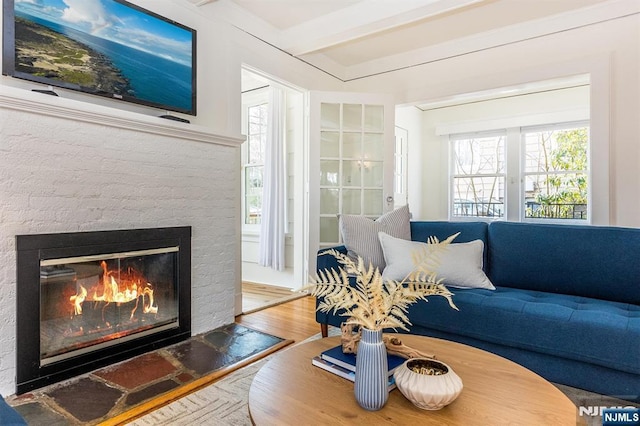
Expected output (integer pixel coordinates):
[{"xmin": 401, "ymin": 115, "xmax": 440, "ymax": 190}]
[{"xmin": 354, "ymin": 327, "xmax": 389, "ymax": 411}]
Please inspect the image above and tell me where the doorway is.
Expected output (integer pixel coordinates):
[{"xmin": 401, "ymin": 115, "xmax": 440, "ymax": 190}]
[{"xmin": 239, "ymin": 67, "xmax": 306, "ymax": 313}]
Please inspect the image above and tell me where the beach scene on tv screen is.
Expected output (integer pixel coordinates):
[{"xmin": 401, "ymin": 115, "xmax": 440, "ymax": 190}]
[{"xmin": 14, "ymin": 0, "xmax": 194, "ymax": 113}]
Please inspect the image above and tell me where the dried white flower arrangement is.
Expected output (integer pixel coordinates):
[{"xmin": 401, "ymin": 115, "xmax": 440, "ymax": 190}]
[{"xmin": 306, "ymin": 233, "xmax": 459, "ymax": 332}]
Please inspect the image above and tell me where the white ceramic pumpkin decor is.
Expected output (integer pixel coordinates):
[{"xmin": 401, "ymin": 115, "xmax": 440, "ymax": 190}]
[{"xmin": 394, "ymin": 358, "xmax": 463, "ymax": 410}]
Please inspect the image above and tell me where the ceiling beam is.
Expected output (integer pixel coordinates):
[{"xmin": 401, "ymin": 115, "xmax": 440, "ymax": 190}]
[
  {"xmin": 196, "ymin": 0, "xmax": 281, "ymax": 46},
  {"xmin": 341, "ymin": 0, "xmax": 638, "ymax": 81},
  {"xmin": 186, "ymin": 0, "xmax": 217, "ymax": 6},
  {"xmin": 279, "ymin": 0, "xmax": 485, "ymax": 56}
]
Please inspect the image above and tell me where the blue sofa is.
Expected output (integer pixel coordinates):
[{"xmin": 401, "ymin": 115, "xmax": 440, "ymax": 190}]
[{"xmin": 316, "ymin": 221, "xmax": 640, "ymax": 401}]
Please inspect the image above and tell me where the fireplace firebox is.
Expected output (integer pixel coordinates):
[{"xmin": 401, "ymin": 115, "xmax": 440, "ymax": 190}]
[{"xmin": 16, "ymin": 227, "xmax": 191, "ymax": 394}]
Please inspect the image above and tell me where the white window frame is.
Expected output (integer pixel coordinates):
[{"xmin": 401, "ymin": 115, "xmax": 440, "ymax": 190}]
[
  {"xmin": 448, "ymin": 121, "xmax": 590, "ymax": 224},
  {"xmin": 520, "ymin": 120, "xmax": 590, "ymax": 224},
  {"xmin": 449, "ymin": 130, "xmax": 507, "ymax": 221},
  {"xmin": 241, "ymin": 88, "xmax": 269, "ymax": 234}
]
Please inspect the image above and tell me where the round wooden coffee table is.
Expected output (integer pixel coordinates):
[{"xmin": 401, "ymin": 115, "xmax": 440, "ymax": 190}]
[{"xmin": 248, "ymin": 334, "xmax": 581, "ymax": 425}]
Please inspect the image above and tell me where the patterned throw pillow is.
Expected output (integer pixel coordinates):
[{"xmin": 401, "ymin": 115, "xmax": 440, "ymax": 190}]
[{"xmin": 338, "ymin": 205, "xmax": 411, "ymax": 271}]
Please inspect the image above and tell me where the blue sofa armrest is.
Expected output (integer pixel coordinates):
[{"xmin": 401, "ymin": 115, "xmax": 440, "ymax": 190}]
[
  {"xmin": 315, "ymin": 245, "xmax": 349, "ymax": 334},
  {"xmin": 316, "ymin": 245, "xmax": 347, "ymax": 274}
]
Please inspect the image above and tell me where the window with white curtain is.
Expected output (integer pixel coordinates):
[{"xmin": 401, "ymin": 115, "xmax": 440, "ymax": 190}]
[{"xmin": 449, "ymin": 121, "xmax": 589, "ymax": 223}]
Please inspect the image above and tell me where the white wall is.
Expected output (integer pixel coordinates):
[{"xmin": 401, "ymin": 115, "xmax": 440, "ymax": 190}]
[
  {"xmin": 395, "ymin": 106, "xmax": 423, "ymax": 219},
  {"xmin": 348, "ymin": 14, "xmax": 640, "ymax": 227}
]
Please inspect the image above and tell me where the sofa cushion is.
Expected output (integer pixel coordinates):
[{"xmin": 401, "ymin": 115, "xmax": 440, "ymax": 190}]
[
  {"xmin": 488, "ymin": 222, "xmax": 640, "ymax": 304},
  {"xmin": 339, "ymin": 205, "xmax": 411, "ymax": 271},
  {"xmin": 407, "ymin": 287, "xmax": 640, "ymax": 375},
  {"xmin": 410, "ymin": 221, "xmax": 488, "ymax": 244},
  {"xmin": 379, "ymin": 232, "xmax": 495, "ymax": 289},
  {"xmin": 410, "ymin": 221, "xmax": 489, "ymax": 270}
]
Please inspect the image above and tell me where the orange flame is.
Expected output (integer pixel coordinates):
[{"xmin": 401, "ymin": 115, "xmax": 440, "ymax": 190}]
[
  {"xmin": 69, "ymin": 261, "xmax": 158, "ymax": 319},
  {"xmin": 69, "ymin": 285, "xmax": 87, "ymax": 315}
]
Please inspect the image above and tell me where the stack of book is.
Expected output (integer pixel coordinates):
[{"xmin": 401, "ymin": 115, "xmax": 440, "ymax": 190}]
[{"xmin": 311, "ymin": 345, "xmax": 406, "ymax": 390}]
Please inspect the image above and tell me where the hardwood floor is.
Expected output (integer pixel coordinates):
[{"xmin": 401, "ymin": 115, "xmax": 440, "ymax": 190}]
[{"xmin": 235, "ymin": 295, "xmax": 322, "ymax": 343}]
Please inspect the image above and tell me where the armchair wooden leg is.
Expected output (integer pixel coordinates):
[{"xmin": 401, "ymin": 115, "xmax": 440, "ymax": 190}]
[{"xmin": 320, "ymin": 323, "xmax": 328, "ymax": 338}]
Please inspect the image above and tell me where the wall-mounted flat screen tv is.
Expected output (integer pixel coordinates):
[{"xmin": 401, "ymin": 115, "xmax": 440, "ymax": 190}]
[{"xmin": 2, "ymin": 0, "xmax": 197, "ymax": 116}]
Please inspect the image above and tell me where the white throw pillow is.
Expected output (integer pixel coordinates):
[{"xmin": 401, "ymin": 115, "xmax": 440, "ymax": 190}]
[
  {"xmin": 379, "ymin": 232, "xmax": 495, "ymax": 290},
  {"xmin": 339, "ymin": 205, "xmax": 411, "ymax": 271}
]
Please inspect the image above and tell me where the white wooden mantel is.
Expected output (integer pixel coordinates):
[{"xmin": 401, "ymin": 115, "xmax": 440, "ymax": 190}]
[{"xmin": 0, "ymin": 84, "xmax": 245, "ymax": 147}]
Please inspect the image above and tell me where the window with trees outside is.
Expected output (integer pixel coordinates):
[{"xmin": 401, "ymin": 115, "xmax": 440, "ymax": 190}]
[
  {"xmin": 450, "ymin": 121, "xmax": 589, "ymax": 222},
  {"xmin": 523, "ymin": 122, "xmax": 589, "ymax": 220},
  {"xmin": 244, "ymin": 103, "xmax": 268, "ymax": 225},
  {"xmin": 450, "ymin": 132, "xmax": 506, "ymax": 219}
]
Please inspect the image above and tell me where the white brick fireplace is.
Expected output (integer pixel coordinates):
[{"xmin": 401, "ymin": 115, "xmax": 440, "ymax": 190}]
[{"xmin": 0, "ymin": 85, "xmax": 243, "ymax": 396}]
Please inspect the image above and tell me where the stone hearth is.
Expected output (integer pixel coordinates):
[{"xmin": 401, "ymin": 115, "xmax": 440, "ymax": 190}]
[{"xmin": 7, "ymin": 324, "xmax": 287, "ymax": 424}]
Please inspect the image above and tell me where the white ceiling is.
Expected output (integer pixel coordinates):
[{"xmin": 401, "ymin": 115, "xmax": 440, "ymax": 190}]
[{"xmin": 189, "ymin": 0, "xmax": 626, "ymax": 82}]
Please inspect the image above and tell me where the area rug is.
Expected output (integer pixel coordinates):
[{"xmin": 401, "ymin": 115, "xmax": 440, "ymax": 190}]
[
  {"xmin": 129, "ymin": 328, "xmax": 638, "ymax": 426},
  {"xmin": 8, "ymin": 324, "xmax": 291, "ymax": 425},
  {"xmin": 126, "ymin": 328, "xmax": 341, "ymax": 425},
  {"xmin": 127, "ymin": 359, "xmax": 265, "ymax": 425}
]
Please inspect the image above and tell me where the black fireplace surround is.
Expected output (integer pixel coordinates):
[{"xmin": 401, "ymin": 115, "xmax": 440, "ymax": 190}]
[{"xmin": 16, "ymin": 227, "xmax": 191, "ymax": 394}]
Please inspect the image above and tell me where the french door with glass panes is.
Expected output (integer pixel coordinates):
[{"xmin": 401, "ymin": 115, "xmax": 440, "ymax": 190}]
[{"xmin": 307, "ymin": 92, "xmax": 395, "ymax": 275}]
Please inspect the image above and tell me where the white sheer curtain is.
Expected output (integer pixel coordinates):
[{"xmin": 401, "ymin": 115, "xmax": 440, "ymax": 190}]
[{"xmin": 259, "ymin": 86, "xmax": 287, "ymax": 270}]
